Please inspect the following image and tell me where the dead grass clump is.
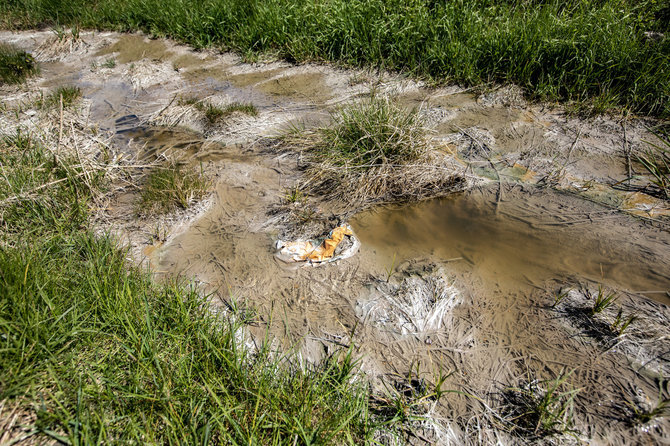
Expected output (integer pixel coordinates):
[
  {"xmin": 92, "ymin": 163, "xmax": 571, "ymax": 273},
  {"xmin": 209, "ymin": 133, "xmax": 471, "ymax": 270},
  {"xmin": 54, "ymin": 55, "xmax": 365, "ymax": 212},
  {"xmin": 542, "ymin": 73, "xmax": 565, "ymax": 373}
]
[
  {"xmin": 282, "ymin": 96, "xmax": 466, "ymax": 208},
  {"xmin": 34, "ymin": 27, "xmax": 89, "ymax": 62},
  {"xmin": 138, "ymin": 160, "xmax": 210, "ymax": 215}
]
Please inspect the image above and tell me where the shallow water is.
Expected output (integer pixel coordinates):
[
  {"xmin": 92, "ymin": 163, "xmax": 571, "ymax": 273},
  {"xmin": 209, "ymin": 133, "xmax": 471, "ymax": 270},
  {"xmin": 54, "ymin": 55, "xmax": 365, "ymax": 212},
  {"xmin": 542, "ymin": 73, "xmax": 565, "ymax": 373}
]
[{"xmin": 352, "ymin": 190, "xmax": 670, "ymax": 304}]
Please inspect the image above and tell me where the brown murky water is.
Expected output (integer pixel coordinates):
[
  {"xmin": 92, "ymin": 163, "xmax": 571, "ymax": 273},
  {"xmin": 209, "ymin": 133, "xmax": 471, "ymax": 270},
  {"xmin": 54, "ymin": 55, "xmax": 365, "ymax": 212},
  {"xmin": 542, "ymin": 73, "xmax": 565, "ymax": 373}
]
[{"xmin": 353, "ymin": 189, "xmax": 670, "ymax": 305}]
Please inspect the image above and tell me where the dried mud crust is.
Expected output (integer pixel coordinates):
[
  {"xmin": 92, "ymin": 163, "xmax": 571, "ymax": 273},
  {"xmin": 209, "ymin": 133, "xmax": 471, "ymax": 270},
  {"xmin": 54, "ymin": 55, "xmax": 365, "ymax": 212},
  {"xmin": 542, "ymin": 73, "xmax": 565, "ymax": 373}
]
[{"xmin": 1, "ymin": 29, "xmax": 669, "ymax": 445}]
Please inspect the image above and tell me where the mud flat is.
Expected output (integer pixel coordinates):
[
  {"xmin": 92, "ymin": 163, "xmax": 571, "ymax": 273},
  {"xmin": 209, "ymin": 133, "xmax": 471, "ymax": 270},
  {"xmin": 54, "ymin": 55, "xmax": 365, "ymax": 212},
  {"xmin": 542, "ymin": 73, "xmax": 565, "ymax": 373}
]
[{"xmin": 1, "ymin": 30, "xmax": 668, "ymax": 444}]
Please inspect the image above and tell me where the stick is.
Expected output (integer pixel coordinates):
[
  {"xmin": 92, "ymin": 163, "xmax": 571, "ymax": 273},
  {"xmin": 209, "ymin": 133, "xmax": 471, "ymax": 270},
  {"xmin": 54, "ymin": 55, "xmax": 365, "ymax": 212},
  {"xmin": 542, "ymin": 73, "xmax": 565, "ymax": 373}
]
[
  {"xmin": 57, "ymin": 93, "xmax": 63, "ymax": 159},
  {"xmin": 623, "ymin": 121, "xmax": 632, "ymax": 187}
]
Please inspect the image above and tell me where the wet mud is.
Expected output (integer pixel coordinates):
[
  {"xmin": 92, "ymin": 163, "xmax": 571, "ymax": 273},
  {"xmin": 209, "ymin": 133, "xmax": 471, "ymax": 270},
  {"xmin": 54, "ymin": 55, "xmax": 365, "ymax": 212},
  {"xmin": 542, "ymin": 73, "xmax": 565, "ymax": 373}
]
[{"xmin": 1, "ymin": 29, "xmax": 668, "ymax": 445}]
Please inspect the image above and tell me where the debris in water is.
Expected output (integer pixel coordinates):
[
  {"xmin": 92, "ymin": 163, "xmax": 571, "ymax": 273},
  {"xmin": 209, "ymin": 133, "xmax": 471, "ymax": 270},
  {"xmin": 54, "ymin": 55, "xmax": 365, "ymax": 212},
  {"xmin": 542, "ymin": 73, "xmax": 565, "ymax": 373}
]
[{"xmin": 275, "ymin": 224, "xmax": 360, "ymax": 265}]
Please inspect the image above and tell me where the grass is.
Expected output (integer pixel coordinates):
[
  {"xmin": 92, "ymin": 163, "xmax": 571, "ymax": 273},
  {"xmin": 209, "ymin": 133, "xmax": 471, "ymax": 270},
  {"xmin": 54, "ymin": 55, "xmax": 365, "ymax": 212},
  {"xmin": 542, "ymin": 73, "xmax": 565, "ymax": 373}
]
[
  {"xmin": 0, "ymin": 44, "xmax": 38, "ymax": 85},
  {"xmin": 627, "ymin": 382, "xmax": 670, "ymax": 425},
  {"xmin": 39, "ymin": 85, "xmax": 82, "ymax": 109},
  {"xmin": 282, "ymin": 96, "xmax": 465, "ymax": 207},
  {"xmin": 283, "ymin": 185, "xmax": 306, "ymax": 204},
  {"xmin": 589, "ymin": 284, "xmax": 618, "ymax": 315},
  {"xmin": 1, "ymin": 0, "xmax": 669, "ymax": 116},
  {"xmin": 138, "ymin": 160, "xmax": 210, "ymax": 214},
  {"xmin": 315, "ymin": 96, "xmax": 425, "ymax": 168},
  {"xmin": 101, "ymin": 57, "xmax": 116, "ymax": 68},
  {"xmin": 504, "ymin": 370, "xmax": 579, "ymax": 439},
  {"xmin": 632, "ymin": 397, "xmax": 670, "ymax": 424},
  {"xmin": 1, "ymin": 125, "xmax": 397, "ymax": 443},
  {"xmin": 610, "ymin": 308, "xmax": 637, "ymax": 336},
  {"xmin": 638, "ymin": 131, "xmax": 670, "ymax": 199},
  {"xmin": 193, "ymin": 100, "xmax": 258, "ymax": 125}
]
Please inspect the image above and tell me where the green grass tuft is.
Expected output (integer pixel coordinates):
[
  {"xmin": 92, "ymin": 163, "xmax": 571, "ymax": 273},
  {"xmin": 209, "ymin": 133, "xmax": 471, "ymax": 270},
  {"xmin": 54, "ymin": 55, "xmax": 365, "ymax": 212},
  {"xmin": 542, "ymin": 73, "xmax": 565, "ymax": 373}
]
[
  {"xmin": 39, "ymin": 85, "xmax": 82, "ymax": 109},
  {"xmin": 314, "ymin": 96, "xmax": 425, "ymax": 168},
  {"xmin": 0, "ymin": 44, "xmax": 38, "ymax": 85},
  {"xmin": 638, "ymin": 131, "xmax": 670, "ymax": 199},
  {"xmin": 505, "ymin": 370, "xmax": 579, "ymax": 439},
  {"xmin": 589, "ymin": 285, "xmax": 618, "ymax": 315},
  {"xmin": 138, "ymin": 160, "xmax": 210, "ymax": 214},
  {"xmin": 190, "ymin": 100, "xmax": 258, "ymax": 124}
]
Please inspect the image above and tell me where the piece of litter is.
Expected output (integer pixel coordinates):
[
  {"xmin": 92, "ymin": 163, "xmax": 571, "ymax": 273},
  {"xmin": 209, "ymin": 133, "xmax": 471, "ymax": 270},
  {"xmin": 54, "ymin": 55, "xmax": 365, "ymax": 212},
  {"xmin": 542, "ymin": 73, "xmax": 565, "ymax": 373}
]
[{"xmin": 275, "ymin": 224, "xmax": 360, "ymax": 266}]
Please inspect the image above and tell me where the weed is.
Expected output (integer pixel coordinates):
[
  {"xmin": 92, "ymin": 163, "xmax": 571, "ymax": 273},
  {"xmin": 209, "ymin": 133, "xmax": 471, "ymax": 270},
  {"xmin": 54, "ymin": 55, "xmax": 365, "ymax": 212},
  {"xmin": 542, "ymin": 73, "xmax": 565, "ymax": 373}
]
[
  {"xmin": 193, "ymin": 100, "xmax": 258, "ymax": 124},
  {"xmin": 610, "ymin": 307, "xmax": 637, "ymax": 336},
  {"xmin": 589, "ymin": 285, "xmax": 618, "ymax": 315},
  {"xmin": 39, "ymin": 85, "xmax": 82, "ymax": 109},
  {"xmin": 70, "ymin": 24, "xmax": 80, "ymax": 40},
  {"xmin": 0, "ymin": 44, "xmax": 38, "ymax": 85},
  {"xmin": 202, "ymin": 102, "xmax": 225, "ymax": 124},
  {"xmin": 504, "ymin": 370, "xmax": 579, "ymax": 438},
  {"xmin": 178, "ymin": 94, "xmax": 200, "ymax": 106},
  {"xmin": 138, "ymin": 160, "xmax": 210, "ymax": 214},
  {"xmin": 551, "ymin": 290, "xmax": 569, "ymax": 308},
  {"xmin": 102, "ymin": 58, "xmax": 116, "ymax": 68},
  {"xmin": 628, "ymin": 385, "xmax": 670, "ymax": 424},
  {"xmin": 52, "ymin": 24, "xmax": 66, "ymax": 41},
  {"xmin": 385, "ymin": 252, "xmax": 397, "ymax": 283},
  {"xmin": 283, "ymin": 185, "xmax": 306, "ymax": 204},
  {"xmin": 223, "ymin": 101, "xmax": 258, "ymax": 117},
  {"xmin": 282, "ymin": 95, "xmax": 464, "ymax": 206},
  {"xmin": 638, "ymin": 131, "xmax": 670, "ymax": 199}
]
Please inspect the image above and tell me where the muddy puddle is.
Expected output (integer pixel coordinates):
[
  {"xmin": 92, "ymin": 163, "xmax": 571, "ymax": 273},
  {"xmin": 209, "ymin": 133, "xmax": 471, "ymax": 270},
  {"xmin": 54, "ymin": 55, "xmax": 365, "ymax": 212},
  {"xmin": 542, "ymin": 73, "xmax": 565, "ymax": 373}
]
[{"xmin": 352, "ymin": 189, "xmax": 670, "ymax": 304}]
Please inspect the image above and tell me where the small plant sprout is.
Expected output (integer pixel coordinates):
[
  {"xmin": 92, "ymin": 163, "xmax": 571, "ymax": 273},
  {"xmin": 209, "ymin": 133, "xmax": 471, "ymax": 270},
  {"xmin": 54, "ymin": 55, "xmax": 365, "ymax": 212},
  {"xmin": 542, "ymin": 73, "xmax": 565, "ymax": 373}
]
[
  {"xmin": 102, "ymin": 58, "xmax": 116, "ymax": 68},
  {"xmin": 638, "ymin": 131, "xmax": 670, "ymax": 199},
  {"xmin": 589, "ymin": 284, "xmax": 618, "ymax": 314},
  {"xmin": 610, "ymin": 307, "xmax": 637, "ymax": 336},
  {"xmin": 629, "ymin": 385, "xmax": 670, "ymax": 424},
  {"xmin": 506, "ymin": 370, "xmax": 580, "ymax": 438},
  {"xmin": 52, "ymin": 25, "xmax": 66, "ymax": 41},
  {"xmin": 196, "ymin": 100, "xmax": 258, "ymax": 124},
  {"xmin": 40, "ymin": 86, "xmax": 82, "ymax": 109},
  {"xmin": 283, "ymin": 185, "xmax": 305, "ymax": 204},
  {"xmin": 385, "ymin": 252, "xmax": 397, "ymax": 283},
  {"xmin": 551, "ymin": 290, "xmax": 569, "ymax": 308}
]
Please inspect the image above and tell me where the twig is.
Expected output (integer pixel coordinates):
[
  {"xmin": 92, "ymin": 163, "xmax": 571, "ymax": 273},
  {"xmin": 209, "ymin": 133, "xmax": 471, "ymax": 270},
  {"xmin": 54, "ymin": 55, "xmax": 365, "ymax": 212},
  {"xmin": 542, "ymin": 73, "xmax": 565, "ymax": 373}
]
[
  {"xmin": 57, "ymin": 93, "xmax": 63, "ymax": 160},
  {"xmin": 623, "ymin": 121, "xmax": 632, "ymax": 187}
]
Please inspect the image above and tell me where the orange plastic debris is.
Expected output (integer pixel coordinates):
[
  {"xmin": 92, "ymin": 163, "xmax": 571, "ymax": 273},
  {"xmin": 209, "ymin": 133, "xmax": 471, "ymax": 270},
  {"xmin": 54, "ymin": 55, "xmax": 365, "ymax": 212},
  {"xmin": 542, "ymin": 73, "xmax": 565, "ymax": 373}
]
[{"xmin": 305, "ymin": 225, "xmax": 353, "ymax": 262}]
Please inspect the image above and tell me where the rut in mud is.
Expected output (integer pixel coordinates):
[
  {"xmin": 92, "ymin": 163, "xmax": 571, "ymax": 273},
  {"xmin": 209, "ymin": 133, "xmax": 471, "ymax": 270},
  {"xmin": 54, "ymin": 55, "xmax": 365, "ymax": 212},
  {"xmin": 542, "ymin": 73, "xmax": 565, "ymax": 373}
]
[{"xmin": 1, "ymin": 30, "xmax": 669, "ymax": 445}]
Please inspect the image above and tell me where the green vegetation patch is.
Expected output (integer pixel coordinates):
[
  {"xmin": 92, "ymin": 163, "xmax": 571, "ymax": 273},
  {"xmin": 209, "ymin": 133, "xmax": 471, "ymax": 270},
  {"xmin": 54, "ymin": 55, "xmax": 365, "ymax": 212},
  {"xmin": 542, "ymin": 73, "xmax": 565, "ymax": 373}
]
[
  {"xmin": 0, "ymin": 44, "xmax": 38, "ymax": 85},
  {"xmin": 1, "ymin": 0, "xmax": 669, "ymax": 115},
  {"xmin": 138, "ymin": 160, "xmax": 210, "ymax": 214},
  {"xmin": 314, "ymin": 96, "xmax": 425, "ymax": 168},
  {"xmin": 39, "ymin": 85, "xmax": 82, "ymax": 109},
  {"xmin": 180, "ymin": 97, "xmax": 259, "ymax": 124},
  {"xmin": 637, "ymin": 131, "xmax": 670, "ymax": 199}
]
